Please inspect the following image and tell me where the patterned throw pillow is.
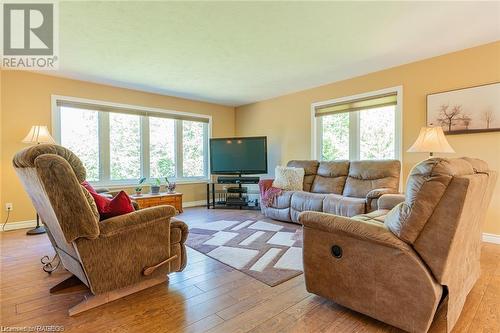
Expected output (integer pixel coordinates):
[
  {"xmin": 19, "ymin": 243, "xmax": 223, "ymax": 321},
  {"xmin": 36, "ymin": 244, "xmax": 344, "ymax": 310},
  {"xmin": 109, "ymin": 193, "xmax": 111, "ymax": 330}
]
[{"xmin": 272, "ymin": 166, "xmax": 305, "ymax": 191}]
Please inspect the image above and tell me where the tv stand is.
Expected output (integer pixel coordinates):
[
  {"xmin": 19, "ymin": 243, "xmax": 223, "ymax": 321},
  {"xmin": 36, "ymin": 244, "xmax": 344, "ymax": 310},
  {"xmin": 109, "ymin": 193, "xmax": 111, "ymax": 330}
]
[
  {"xmin": 217, "ymin": 176, "xmax": 260, "ymax": 184},
  {"xmin": 206, "ymin": 177, "xmax": 260, "ymax": 210}
]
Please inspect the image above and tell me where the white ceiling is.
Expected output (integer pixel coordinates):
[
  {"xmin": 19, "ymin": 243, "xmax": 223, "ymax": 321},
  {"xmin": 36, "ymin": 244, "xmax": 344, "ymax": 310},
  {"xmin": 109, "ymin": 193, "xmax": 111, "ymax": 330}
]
[{"xmin": 52, "ymin": 1, "xmax": 500, "ymax": 106}]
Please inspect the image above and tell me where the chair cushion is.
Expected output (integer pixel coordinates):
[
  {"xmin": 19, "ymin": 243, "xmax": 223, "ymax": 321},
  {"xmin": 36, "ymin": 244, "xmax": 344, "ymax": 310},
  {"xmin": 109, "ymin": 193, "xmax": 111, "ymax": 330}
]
[
  {"xmin": 384, "ymin": 158, "xmax": 470, "ymax": 244},
  {"xmin": 268, "ymin": 190, "xmax": 294, "ymax": 209},
  {"xmin": 291, "ymin": 192, "xmax": 326, "ymax": 214},
  {"xmin": 323, "ymin": 194, "xmax": 366, "ymax": 217},
  {"xmin": 352, "ymin": 209, "xmax": 389, "ymax": 224}
]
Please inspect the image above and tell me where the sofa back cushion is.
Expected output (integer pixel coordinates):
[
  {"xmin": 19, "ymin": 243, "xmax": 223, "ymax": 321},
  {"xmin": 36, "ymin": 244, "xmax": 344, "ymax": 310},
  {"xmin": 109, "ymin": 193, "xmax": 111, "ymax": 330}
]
[
  {"xmin": 287, "ymin": 160, "xmax": 319, "ymax": 192},
  {"xmin": 343, "ymin": 160, "xmax": 400, "ymax": 197},
  {"xmin": 310, "ymin": 161, "xmax": 350, "ymax": 194},
  {"xmin": 385, "ymin": 158, "xmax": 477, "ymax": 244},
  {"xmin": 384, "ymin": 157, "xmax": 495, "ymax": 289}
]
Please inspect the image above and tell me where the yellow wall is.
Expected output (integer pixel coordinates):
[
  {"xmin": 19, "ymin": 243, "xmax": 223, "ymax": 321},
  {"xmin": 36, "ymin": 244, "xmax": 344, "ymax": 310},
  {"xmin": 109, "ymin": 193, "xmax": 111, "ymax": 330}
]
[
  {"xmin": 2, "ymin": 42, "xmax": 499, "ymax": 235},
  {"xmin": 236, "ymin": 41, "xmax": 500, "ymax": 235},
  {"xmin": 1, "ymin": 71, "xmax": 235, "ymax": 223}
]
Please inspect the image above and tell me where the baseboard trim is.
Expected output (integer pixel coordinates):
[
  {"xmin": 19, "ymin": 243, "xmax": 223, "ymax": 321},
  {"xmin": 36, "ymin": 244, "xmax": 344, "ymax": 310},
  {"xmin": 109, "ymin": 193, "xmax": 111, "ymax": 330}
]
[
  {"xmin": 1, "ymin": 219, "xmax": 37, "ymax": 232},
  {"xmin": 183, "ymin": 200, "xmax": 206, "ymax": 208},
  {"xmin": 482, "ymin": 233, "xmax": 500, "ymax": 244}
]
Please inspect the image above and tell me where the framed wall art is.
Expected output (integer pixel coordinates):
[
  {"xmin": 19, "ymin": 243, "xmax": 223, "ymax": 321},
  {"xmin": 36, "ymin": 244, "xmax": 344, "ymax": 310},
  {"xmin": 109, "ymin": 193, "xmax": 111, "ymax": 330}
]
[{"xmin": 427, "ymin": 82, "xmax": 500, "ymax": 135}]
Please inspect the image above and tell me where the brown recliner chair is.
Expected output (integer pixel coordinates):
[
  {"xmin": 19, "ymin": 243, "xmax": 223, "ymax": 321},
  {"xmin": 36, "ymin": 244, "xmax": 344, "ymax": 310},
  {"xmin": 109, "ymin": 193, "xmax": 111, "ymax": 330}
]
[
  {"xmin": 13, "ymin": 144, "xmax": 188, "ymax": 315},
  {"xmin": 300, "ymin": 157, "xmax": 496, "ymax": 333}
]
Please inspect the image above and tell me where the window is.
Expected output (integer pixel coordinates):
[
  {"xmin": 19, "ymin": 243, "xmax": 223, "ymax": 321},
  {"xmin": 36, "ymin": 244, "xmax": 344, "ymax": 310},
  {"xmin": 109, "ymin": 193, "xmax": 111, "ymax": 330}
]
[
  {"xmin": 54, "ymin": 97, "xmax": 210, "ymax": 185},
  {"xmin": 321, "ymin": 112, "xmax": 349, "ymax": 160},
  {"xmin": 313, "ymin": 88, "xmax": 401, "ymax": 161},
  {"xmin": 182, "ymin": 120, "xmax": 206, "ymax": 177},
  {"xmin": 109, "ymin": 113, "xmax": 142, "ymax": 180},
  {"xmin": 149, "ymin": 117, "xmax": 176, "ymax": 178},
  {"xmin": 60, "ymin": 107, "xmax": 99, "ymax": 181}
]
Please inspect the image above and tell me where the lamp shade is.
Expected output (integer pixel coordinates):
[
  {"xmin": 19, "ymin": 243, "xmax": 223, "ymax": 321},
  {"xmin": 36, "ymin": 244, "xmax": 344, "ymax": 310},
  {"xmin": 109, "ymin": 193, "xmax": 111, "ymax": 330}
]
[
  {"xmin": 22, "ymin": 126, "xmax": 55, "ymax": 144},
  {"xmin": 407, "ymin": 126, "xmax": 455, "ymax": 155}
]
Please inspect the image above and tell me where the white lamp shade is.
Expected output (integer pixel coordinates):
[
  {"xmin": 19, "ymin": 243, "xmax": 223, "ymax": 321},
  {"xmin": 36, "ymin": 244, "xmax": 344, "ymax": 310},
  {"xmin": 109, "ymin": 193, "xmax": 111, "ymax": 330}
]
[
  {"xmin": 407, "ymin": 127, "xmax": 455, "ymax": 154},
  {"xmin": 22, "ymin": 126, "xmax": 55, "ymax": 144}
]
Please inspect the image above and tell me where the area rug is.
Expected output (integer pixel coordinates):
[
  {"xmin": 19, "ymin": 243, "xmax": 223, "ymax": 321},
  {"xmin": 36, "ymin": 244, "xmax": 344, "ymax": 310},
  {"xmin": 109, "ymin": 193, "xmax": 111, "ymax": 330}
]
[{"xmin": 186, "ymin": 219, "xmax": 303, "ymax": 286}]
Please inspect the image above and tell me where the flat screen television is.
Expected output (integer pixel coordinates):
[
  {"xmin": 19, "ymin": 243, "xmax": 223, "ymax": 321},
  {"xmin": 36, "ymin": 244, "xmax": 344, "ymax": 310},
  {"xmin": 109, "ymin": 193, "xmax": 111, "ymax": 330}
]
[{"xmin": 210, "ymin": 136, "xmax": 267, "ymax": 175}]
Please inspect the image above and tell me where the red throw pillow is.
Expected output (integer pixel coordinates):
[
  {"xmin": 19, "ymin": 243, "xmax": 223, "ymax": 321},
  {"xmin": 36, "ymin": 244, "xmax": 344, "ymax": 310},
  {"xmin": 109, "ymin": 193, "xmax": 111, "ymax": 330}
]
[
  {"xmin": 81, "ymin": 180, "xmax": 97, "ymax": 194},
  {"xmin": 87, "ymin": 190, "xmax": 135, "ymax": 220}
]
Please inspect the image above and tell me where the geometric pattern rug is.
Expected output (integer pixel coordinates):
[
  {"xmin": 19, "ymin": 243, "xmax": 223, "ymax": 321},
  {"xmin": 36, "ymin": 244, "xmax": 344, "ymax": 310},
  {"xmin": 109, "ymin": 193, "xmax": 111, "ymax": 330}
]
[{"xmin": 186, "ymin": 219, "xmax": 303, "ymax": 286}]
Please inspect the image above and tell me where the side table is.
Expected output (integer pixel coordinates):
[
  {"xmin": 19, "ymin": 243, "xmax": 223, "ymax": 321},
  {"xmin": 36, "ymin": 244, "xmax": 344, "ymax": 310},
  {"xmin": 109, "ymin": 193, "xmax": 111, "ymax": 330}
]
[{"xmin": 130, "ymin": 192, "xmax": 183, "ymax": 214}]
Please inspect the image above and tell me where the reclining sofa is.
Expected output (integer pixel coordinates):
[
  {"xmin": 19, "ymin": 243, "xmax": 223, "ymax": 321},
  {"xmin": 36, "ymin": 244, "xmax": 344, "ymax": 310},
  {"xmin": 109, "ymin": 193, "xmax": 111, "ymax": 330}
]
[
  {"xmin": 300, "ymin": 157, "xmax": 496, "ymax": 333},
  {"xmin": 260, "ymin": 159, "xmax": 401, "ymax": 222}
]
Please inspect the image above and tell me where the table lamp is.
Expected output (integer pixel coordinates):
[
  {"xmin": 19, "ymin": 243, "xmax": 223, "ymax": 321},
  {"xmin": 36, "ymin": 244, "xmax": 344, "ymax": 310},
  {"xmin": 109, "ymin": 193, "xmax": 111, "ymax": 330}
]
[
  {"xmin": 22, "ymin": 125, "xmax": 55, "ymax": 235},
  {"xmin": 407, "ymin": 126, "xmax": 455, "ymax": 157},
  {"xmin": 22, "ymin": 125, "xmax": 56, "ymax": 145}
]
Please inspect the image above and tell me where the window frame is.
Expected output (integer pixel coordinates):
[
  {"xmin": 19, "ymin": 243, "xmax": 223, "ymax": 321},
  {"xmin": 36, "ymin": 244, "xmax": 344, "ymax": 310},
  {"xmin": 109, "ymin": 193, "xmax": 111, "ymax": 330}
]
[
  {"xmin": 52, "ymin": 95, "xmax": 212, "ymax": 187},
  {"xmin": 311, "ymin": 86, "xmax": 403, "ymax": 162}
]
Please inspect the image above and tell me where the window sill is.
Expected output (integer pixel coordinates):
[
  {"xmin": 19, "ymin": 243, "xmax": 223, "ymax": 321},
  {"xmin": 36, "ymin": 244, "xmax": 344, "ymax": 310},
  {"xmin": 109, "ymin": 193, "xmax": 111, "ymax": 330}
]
[{"xmin": 90, "ymin": 179, "xmax": 210, "ymax": 190}]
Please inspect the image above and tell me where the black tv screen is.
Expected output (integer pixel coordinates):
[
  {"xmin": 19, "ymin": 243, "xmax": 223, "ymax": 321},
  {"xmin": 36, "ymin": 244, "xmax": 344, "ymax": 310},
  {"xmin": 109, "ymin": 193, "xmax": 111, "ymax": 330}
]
[{"xmin": 210, "ymin": 136, "xmax": 267, "ymax": 175}]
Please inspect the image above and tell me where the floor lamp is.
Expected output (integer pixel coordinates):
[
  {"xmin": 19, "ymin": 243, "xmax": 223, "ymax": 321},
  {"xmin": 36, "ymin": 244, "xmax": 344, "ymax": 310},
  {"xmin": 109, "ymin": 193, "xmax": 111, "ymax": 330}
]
[{"xmin": 22, "ymin": 125, "xmax": 56, "ymax": 235}]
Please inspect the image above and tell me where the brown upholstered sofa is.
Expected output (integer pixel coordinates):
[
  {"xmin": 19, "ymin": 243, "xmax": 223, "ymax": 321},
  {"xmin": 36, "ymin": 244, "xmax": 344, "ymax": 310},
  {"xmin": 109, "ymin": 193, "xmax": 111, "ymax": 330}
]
[
  {"xmin": 260, "ymin": 159, "xmax": 401, "ymax": 222},
  {"xmin": 13, "ymin": 144, "xmax": 188, "ymax": 315},
  {"xmin": 300, "ymin": 157, "xmax": 496, "ymax": 333}
]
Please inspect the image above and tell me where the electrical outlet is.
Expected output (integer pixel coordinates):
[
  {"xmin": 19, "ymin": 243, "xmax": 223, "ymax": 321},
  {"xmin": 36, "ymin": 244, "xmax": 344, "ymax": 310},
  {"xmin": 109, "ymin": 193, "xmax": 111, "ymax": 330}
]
[{"xmin": 5, "ymin": 203, "xmax": 13, "ymax": 211}]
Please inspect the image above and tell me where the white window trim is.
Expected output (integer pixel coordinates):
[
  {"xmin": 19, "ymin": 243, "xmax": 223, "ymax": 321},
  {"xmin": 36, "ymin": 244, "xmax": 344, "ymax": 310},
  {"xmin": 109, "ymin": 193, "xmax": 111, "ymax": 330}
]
[
  {"xmin": 311, "ymin": 86, "xmax": 403, "ymax": 162},
  {"xmin": 51, "ymin": 95, "xmax": 212, "ymax": 186}
]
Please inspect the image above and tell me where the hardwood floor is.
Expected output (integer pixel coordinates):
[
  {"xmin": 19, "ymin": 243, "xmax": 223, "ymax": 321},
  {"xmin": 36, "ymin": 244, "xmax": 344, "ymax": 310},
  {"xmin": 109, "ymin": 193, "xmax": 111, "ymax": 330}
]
[{"xmin": 1, "ymin": 207, "xmax": 499, "ymax": 332}]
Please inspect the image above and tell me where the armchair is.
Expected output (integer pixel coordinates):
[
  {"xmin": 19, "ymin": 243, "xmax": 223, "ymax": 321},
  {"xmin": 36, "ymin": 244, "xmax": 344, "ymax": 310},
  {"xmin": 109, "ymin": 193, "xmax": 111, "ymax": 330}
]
[
  {"xmin": 13, "ymin": 144, "xmax": 188, "ymax": 315},
  {"xmin": 300, "ymin": 157, "xmax": 496, "ymax": 333}
]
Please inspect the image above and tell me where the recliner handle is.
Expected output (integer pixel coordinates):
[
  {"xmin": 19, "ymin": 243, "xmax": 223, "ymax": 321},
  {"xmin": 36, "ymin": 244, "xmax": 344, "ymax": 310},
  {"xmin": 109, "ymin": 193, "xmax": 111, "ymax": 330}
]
[{"xmin": 142, "ymin": 255, "xmax": 178, "ymax": 276}]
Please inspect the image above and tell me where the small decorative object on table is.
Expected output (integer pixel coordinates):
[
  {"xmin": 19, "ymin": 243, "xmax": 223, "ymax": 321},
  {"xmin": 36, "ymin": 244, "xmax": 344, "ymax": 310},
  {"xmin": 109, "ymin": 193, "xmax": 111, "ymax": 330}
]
[
  {"xmin": 150, "ymin": 178, "xmax": 161, "ymax": 194},
  {"xmin": 165, "ymin": 177, "xmax": 176, "ymax": 194},
  {"xmin": 135, "ymin": 177, "xmax": 146, "ymax": 196}
]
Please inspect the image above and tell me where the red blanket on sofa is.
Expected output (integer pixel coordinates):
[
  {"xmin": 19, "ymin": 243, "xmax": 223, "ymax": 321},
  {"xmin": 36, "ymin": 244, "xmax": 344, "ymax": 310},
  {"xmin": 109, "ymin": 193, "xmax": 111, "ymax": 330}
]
[{"xmin": 259, "ymin": 179, "xmax": 282, "ymax": 207}]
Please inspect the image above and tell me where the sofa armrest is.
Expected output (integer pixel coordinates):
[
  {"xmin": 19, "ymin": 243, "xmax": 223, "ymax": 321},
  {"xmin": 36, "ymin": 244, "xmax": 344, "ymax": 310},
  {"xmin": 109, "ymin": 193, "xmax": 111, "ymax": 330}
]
[
  {"xmin": 378, "ymin": 193, "xmax": 405, "ymax": 210},
  {"xmin": 366, "ymin": 188, "xmax": 396, "ymax": 199},
  {"xmin": 169, "ymin": 217, "xmax": 189, "ymax": 271},
  {"xmin": 258, "ymin": 179, "xmax": 274, "ymax": 197},
  {"xmin": 299, "ymin": 211, "xmax": 410, "ymax": 250},
  {"xmin": 170, "ymin": 217, "xmax": 189, "ymax": 244},
  {"xmin": 98, "ymin": 205, "xmax": 176, "ymax": 237},
  {"xmin": 365, "ymin": 188, "xmax": 398, "ymax": 212}
]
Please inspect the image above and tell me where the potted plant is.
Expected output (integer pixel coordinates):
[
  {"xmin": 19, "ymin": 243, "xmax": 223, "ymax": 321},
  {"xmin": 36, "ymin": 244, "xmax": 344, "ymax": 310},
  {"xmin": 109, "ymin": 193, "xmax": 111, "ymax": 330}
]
[
  {"xmin": 165, "ymin": 177, "xmax": 176, "ymax": 194},
  {"xmin": 135, "ymin": 177, "xmax": 146, "ymax": 195},
  {"xmin": 150, "ymin": 178, "xmax": 161, "ymax": 194}
]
